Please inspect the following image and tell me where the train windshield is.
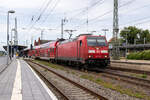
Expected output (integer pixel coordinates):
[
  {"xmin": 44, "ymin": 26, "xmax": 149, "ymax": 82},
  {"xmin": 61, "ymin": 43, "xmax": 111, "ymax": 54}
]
[{"xmin": 87, "ymin": 37, "xmax": 107, "ymax": 46}]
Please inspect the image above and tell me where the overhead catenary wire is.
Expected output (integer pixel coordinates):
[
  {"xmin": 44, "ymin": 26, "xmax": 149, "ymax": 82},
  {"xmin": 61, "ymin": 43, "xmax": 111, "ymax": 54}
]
[
  {"xmin": 120, "ymin": 18, "xmax": 150, "ymax": 27},
  {"xmin": 21, "ymin": 0, "xmax": 54, "ymax": 44},
  {"xmin": 101, "ymin": 2, "xmax": 150, "ymax": 28},
  {"xmin": 40, "ymin": 0, "xmax": 61, "ymax": 25},
  {"xmin": 64, "ymin": 0, "xmax": 107, "ymax": 32},
  {"xmin": 32, "ymin": 0, "xmax": 49, "ymax": 20},
  {"xmin": 19, "ymin": 0, "xmax": 150, "ymax": 45},
  {"xmin": 68, "ymin": 0, "xmax": 105, "ymax": 20},
  {"xmin": 25, "ymin": 0, "xmax": 50, "ymax": 27},
  {"xmin": 36, "ymin": 0, "xmax": 53, "ymax": 22},
  {"xmin": 89, "ymin": 0, "xmax": 136, "ymax": 23},
  {"xmin": 24, "ymin": 0, "xmax": 61, "ymax": 45},
  {"xmin": 24, "ymin": 0, "xmax": 105, "ymax": 35},
  {"xmin": 26, "ymin": 0, "xmax": 53, "ymax": 32},
  {"xmin": 74, "ymin": 0, "xmax": 136, "ymax": 31}
]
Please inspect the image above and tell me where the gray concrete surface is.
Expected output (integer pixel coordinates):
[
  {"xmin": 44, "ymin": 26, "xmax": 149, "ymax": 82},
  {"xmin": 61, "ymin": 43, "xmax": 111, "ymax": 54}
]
[
  {"xmin": 0, "ymin": 59, "xmax": 56, "ymax": 100},
  {"xmin": 20, "ymin": 60, "xmax": 54, "ymax": 100},
  {"xmin": 0, "ymin": 59, "xmax": 17, "ymax": 100},
  {"xmin": 0, "ymin": 56, "xmax": 10, "ymax": 73},
  {"xmin": 0, "ymin": 56, "xmax": 7, "ymax": 67}
]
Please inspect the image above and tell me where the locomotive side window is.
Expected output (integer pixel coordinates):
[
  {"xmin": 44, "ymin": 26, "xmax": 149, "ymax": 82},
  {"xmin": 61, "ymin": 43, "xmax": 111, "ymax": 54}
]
[
  {"xmin": 87, "ymin": 37, "xmax": 106, "ymax": 46},
  {"xmin": 80, "ymin": 40, "xmax": 82, "ymax": 46}
]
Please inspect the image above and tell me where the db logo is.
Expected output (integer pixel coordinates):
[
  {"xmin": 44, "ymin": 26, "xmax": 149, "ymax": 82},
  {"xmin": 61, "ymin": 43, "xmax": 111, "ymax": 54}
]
[{"xmin": 96, "ymin": 50, "xmax": 100, "ymax": 53}]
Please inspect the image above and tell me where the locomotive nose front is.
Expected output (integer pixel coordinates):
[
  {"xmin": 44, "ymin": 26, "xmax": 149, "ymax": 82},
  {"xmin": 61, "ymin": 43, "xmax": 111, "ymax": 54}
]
[
  {"xmin": 86, "ymin": 36, "xmax": 110, "ymax": 66},
  {"xmin": 88, "ymin": 47, "xmax": 109, "ymax": 59},
  {"xmin": 86, "ymin": 36, "xmax": 110, "ymax": 59}
]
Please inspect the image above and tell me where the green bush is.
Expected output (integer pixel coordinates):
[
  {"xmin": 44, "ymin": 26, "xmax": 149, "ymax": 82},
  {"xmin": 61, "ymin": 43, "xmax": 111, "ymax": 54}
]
[
  {"xmin": 127, "ymin": 50, "xmax": 150, "ymax": 60},
  {"xmin": 143, "ymin": 50, "xmax": 150, "ymax": 60},
  {"xmin": 127, "ymin": 52, "xmax": 137, "ymax": 59}
]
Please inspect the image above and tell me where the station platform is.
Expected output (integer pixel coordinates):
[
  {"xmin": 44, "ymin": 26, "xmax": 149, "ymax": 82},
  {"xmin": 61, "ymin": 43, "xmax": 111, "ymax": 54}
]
[
  {"xmin": 0, "ymin": 59, "xmax": 57, "ymax": 100},
  {"xmin": 0, "ymin": 56, "xmax": 10, "ymax": 74}
]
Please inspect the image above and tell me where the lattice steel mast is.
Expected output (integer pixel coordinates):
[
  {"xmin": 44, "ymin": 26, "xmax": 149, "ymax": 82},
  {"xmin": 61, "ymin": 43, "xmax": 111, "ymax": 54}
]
[{"xmin": 113, "ymin": 0, "xmax": 119, "ymax": 59}]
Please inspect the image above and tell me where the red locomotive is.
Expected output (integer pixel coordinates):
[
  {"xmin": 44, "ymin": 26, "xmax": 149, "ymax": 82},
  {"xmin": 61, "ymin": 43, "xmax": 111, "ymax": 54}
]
[{"xmin": 28, "ymin": 34, "xmax": 110, "ymax": 68}]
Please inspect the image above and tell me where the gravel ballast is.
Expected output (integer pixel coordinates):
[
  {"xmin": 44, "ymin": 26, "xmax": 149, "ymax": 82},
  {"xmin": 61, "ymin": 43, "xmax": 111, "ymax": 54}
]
[{"xmin": 32, "ymin": 60, "xmax": 143, "ymax": 100}]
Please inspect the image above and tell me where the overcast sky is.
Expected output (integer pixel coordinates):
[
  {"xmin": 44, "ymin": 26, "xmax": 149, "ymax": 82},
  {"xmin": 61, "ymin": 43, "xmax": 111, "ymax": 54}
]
[{"xmin": 0, "ymin": 0, "xmax": 150, "ymax": 50}]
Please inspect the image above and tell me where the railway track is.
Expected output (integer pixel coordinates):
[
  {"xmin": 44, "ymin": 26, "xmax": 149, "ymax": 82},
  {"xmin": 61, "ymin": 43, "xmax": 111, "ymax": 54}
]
[
  {"xmin": 111, "ymin": 60, "xmax": 150, "ymax": 65},
  {"xmin": 94, "ymin": 68, "xmax": 150, "ymax": 88},
  {"xmin": 26, "ymin": 60, "xmax": 107, "ymax": 100},
  {"xmin": 108, "ymin": 66, "xmax": 150, "ymax": 75}
]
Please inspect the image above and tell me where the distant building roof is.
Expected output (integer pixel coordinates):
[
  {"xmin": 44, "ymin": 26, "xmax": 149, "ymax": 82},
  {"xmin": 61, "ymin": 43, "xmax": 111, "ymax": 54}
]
[{"xmin": 108, "ymin": 37, "xmax": 116, "ymax": 43}]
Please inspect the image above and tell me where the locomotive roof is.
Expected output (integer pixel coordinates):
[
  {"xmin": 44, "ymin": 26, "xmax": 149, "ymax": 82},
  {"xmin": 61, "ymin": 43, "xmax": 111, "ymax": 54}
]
[
  {"xmin": 60, "ymin": 35, "xmax": 106, "ymax": 45},
  {"xmin": 77, "ymin": 34, "xmax": 92, "ymax": 37}
]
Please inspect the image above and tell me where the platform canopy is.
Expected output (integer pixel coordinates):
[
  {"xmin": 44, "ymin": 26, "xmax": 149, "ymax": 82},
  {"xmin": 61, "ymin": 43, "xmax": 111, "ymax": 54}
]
[{"xmin": 3, "ymin": 45, "xmax": 27, "ymax": 51}]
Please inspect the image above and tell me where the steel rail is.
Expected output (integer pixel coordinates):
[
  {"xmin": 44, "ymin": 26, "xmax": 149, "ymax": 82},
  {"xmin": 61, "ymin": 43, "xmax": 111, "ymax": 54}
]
[
  {"xmin": 27, "ymin": 61, "xmax": 70, "ymax": 100},
  {"xmin": 108, "ymin": 66, "xmax": 150, "ymax": 75},
  {"xmin": 26, "ymin": 60, "xmax": 108, "ymax": 100},
  {"xmin": 95, "ymin": 68, "xmax": 150, "ymax": 88},
  {"xmin": 111, "ymin": 60, "xmax": 150, "ymax": 65}
]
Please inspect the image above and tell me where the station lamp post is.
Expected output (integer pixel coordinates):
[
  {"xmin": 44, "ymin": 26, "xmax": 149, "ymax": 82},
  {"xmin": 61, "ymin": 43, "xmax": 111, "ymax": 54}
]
[
  {"xmin": 11, "ymin": 28, "xmax": 16, "ymax": 59},
  {"xmin": 7, "ymin": 10, "xmax": 15, "ymax": 65}
]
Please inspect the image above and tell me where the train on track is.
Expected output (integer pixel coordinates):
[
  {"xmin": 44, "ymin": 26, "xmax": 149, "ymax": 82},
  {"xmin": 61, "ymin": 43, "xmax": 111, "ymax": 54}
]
[{"xmin": 28, "ymin": 34, "xmax": 110, "ymax": 68}]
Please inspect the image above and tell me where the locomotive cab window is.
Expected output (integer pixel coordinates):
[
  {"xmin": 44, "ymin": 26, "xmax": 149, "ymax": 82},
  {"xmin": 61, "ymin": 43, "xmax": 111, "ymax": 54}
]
[{"xmin": 87, "ymin": 37, "xmax": 107, "ymax": 46}]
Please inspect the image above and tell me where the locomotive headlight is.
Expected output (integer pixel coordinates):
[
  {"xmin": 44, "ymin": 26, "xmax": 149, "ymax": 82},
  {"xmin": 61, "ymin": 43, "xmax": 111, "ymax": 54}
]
[
  {"xmin": 105, "ymin": 55, "xmax": 107, "ymax": 58},
  {"xmin": 101, "ymin": 50, "xmax": 108, "ymax": 53},
  {"xmin": 89, "ymin": 55, "xmax": 92, "ymax": 58},
  {"xmin": 88, "ymin": 50, "xmax": 95, "ymax": 53},
  {"xmin": 89, "ymin": 55, "xmax": 93, "ymax": 58}
]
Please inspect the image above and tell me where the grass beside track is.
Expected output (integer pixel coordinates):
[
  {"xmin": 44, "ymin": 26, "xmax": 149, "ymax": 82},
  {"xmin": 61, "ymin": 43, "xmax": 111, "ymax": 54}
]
[
  {"xmin": 129, "ymin": 73, "xmax": 148, "ymax": 79},
  {"xmin": 33, "ymin": 60, "xmax": 78, "ymax": 75},
  {"xmin": 80, "ymin": 75, "xmax": 149, "ymax": 99},
  {"xmin": 33, "ymin": 60, "xmax": 150, "ymax": 100}
]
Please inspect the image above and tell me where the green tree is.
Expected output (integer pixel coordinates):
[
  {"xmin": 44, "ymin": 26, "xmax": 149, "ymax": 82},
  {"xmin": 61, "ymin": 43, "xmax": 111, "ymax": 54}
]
[
  {"xmin": 120, "ymin": 26, "xmax": 150, "ymax": 44},
  {"xmin": 138, "ymin": 30, "xmax": 150, "ymax": 44}
]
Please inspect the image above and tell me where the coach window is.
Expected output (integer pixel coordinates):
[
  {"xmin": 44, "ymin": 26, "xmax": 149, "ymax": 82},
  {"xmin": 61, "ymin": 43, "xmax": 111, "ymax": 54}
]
[{"xmin": 80, "ymin": 40, "xmax": 82, "ymax": 46}]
